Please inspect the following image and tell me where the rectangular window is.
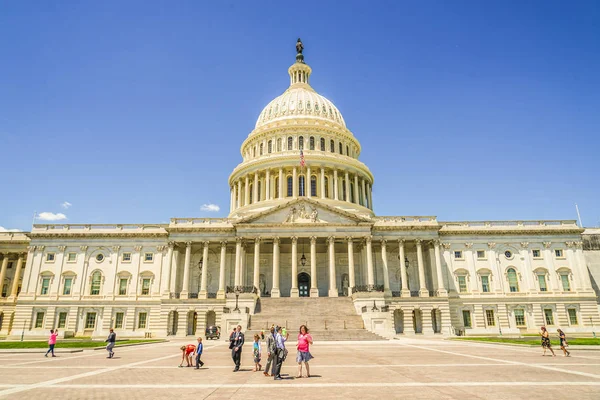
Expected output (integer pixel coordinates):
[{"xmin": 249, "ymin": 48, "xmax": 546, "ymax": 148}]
[
  {"xmin": 532, "ymin": 249, "xmax": 541, "ymax": 258},
  {"xmin": 560, "ymin": 274, "xmax": 570, "ymax": 291},
  {"xmin": 568, "ymin": 309, "xmax": 578, "ymax": 325},
  {"xmin": 57, "ymin": 312, "xmax": 67, "ymax": 329},
  {"xmin": 67, "ymin": 252, "xmax": 77, "ymax": 262},
  {"xmin": 537, "ymin": 274, "xmax": 547, "ymax": 291},
  {"xmin": 485, "ymin": 309, "xmax": 496, "ymax": 326},
  {"xmin": 46, "ymin": 253, "xmax": 55, "ymax": 262},
  {"xmin": 544, "ymin": 309, "xmax": 554, "ymax": 325},
  {"xmin": 454, "ymin": 251, "xmax": 463, "ymax": 259},
  {"xmin": 7, "ymin": 261, "xmax": 13, "ymax": 269},
  {"xmin": 144, "ymin": 253, "xmax": 153, "ymax": 262},
  {"xmin": 476, "ymin": 250, "xmax": 486, "ymax": 259},
  {"xmin": 35, "ymin": 312, "xmax": 45, "ymax": 328},
  {"xmin": 90, "ymin": 274, "xmax": 101, "ymax": 295},
  {"xmin": 141, "ymin": 278, "xmax": 151, "ymax": 295},
  {"xmin": 138, "ymin": 312, "xmax": 148, "ymax": 329},
  {"xmin": 119, "ymin": 278, "xmax": 128, "ymax": 296},
  {"xmin": 41, "ymin": 278, "xmax": 50, "ymax": 295},
  {"xmin": 115, "ymin": 312, "xmax": 124, "ymax": 329},
  {"xmin": 481, "ymin": 275, "xmax": 490, "ymax": 293},
  {"xmin": 85, "ymin": 312, "xmax": 97, "ymax": 329},
  {"xmin": 458, "ymin": 276, "xmax": 468, "ymax": 293},
  {"xmin": 514, "ymin": 309, "xmax": 526, "ymax": 327},
  {"xmin": 462, "ymin": 310, "xmax": 472, "ymax": 328},
  {"xmin": 122, "ymin": 253, "xmax": 131, "ymax": 262},
  {"xmin": 555, "ymin": 249, "xmax": 564, "ymax": 258},
  {"xmin": 1, "ymin": 283, "xmax": 8, "ymax": 297},
  {"xmin": 63, "ymin": 278, "xmax": 72, "ymax": 295}
]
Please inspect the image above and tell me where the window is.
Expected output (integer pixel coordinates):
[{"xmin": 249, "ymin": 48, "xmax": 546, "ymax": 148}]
[
  {"xmin": 342, "ymin": 181, "xmax": 347, "ymax": 201},
  {"xmin": 46, "ymin": 253, "xmax": 55, "ymax": 262},
  {"xmin": 85, "ymin": 312, "xmax": 97, "ymax": 329},
  {"xmin": 350, "ymin": 182, "xmax": 355, "ymax": 203},
  {"xmin": 122, "ymin": 253, "xmax": 131, "ymax": 262},
  {"xmin": 144, "ymin": 253, "xmax": 153, "ymax": 262},
  {"xmin": 555, "ymin": 249, "xmax": 564, "ymax": 258},
  {"xmin": 310, "ymin": 176, "xmax": 317, "ymax": 197},
  {"xmin": 63, "ymin": 278, "xmax": 72, "ymax": 295},
  {"xmin": 324, "ymin": 177, "xmax": 329, "ymax": 198},
  {"xmin": 90, "ymin": 272, "xmax": 102, "ymax": 295},
  {"xmin": 257, "ymin": 181, "xmax": 262, "ymax": 201},
  {"xmin": 346, "ymin": 145, "xmax": 349, "ymax": 156},
  {"xmin": 298, "ymin": 136, "xmax": 304, "ymax": 150},
  {"xmin": 458, "ymin": 276, "xmax": 468, "ymax": 293},
  {"xmin": 330, "ymin": 139, "xmax": 335, "ymax": 153},
  {"xmin": 277, "ymin": 138, "xmax": 282, "ymax": 152},
  {"xmin": 7, "ymin": 261, "xmax": 13, "ymax": 269},
  {"xmin": 476, "ymin": 250, "xmax": 486, "ymax": 259},
  {"xmin": 249, "ymin": 183, "xmax": 253, "ymax": 203},
  {"xmin": 115, "ymin": 312, "xmax": 124, "ymax": 329},
  {"xmin": 119, "ymin": 278, "xmax": 128, "ymax": 296},
  {"xmin": 141, "ymin": 279, "xmax": 151, "ymax": 295},
  {"xmin": 58, "ymin": 312, "xmax": 67, "ymax": 329},
  {"xmin": 514, "ymin": 309, "xmax": 526, "ymax": 327},
  {"xmin": 40, "ymin": 278, "xmax": 50, "ymax": 295},
  {"xmin": 299, "ymin": 175, "xmax": 305, "ymax": 197},
  {"xmin": 1, "ymin": 284, "xmax": 7, "ymax": 297},
  {"xmin": 309, "ymin": 136, "xmax": 315, "ymax": 150},
  {"xmin": 532, "ymin": 249, "xmax": 541, "ymax": 258},
  {"xmin": 138, "ymin": 312, "xmax": 148, "ymax": 329},
  {"xmin": 504, "ymin": 250, "xmax": 513, "ymax": 259},
  {"xmin": 320, "ymin": 138, "xmax": 325, "ymax": 151},
  {"xmin": 462, "ymin": 310, "xmax": 472, "ymax": 328},
  {"xmin": 507, "ymin": 268, "xmax": 519, "ymax": 292},
  {"xmin": 481, "ymin": 275, "xmax": 490, "ymax": 293},
  {"xmin": 35, "ymin": 312, "xmax": 44, "ymax": 328},
  {"xmin": 287, "ymin": 136, "xmax": 293, "ymax": 150},
  {"xmin": 274, "ymin": 177, "xmax": 279, "ymax": 198},
  {"xmin": 537, "ymin": 274, "xmax": 547, "ymax": 292},
  {"xmin": 252, "ymin": 146, "xmax": 256, "ymax": 158},
  {"xmin": 454, "ymin": 251, "xmax": 463, "ymax": 259},
  {"xmin": 268, "ymin": 140, "xmax": 272, "ymax": 153},
  {"xmin": 485, "ymin": 309, "xmax": 496, "ymax": 326},
  {"xmin": 287, "ymin": 176, "xmax": 293, "ymax": 197},
  {"xmin": 339, "ymin": 142, "xmax": 343, "ymax": 154},
  {"xmin": 95, "ymin": 253, "xmax": 104, "ymax": 262},
  {"xmin": 259, "ymin": 143, "xmax": 263, "ymax": 155},
  {"xmin": 544, "ymin": 309, "xmax": 554, "ymax": 325},
  {"xmin": 560, "ymin": 274, "xmax": 570, "ymax": 291},
  {"xmin": 67, "ymin": 253, "xmax": 77, "ymax": 262},
  {"xmin": 568, "ymin": 309, "xmax": 578, "ymax": 325}
]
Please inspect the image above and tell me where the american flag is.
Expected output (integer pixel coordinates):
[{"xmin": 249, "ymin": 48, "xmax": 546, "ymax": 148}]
[{"xmin": 300, "ymin": 149, "xmax": 305, "ymax": 168}]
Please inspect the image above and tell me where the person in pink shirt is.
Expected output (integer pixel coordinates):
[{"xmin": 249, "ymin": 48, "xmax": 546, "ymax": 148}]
[
  {"xmin": 45, "ymin": 329, "xmax": 58, "ymax": 357},
  {"xmin": 296, "ymin": 325, "xmax": 313, "ymax": 378}
]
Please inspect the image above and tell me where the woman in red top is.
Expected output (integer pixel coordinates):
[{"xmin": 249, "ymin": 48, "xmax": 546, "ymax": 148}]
[
  {"xmin": 296, "ymin": 325, "xmax": 313, "ymax": 378},
  {"xmin": 179, "ymin": 344, "xmax": 196, "ymax": 367}
]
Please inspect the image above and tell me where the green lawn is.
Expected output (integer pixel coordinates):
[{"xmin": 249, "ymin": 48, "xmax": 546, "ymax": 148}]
[
  {"xmin": 0, "ymin": 339, "xmax": 163, "ymax": 349},
  {"xmin": 452, "ymin": 337, "xmax": 600, "ymax": 346}
]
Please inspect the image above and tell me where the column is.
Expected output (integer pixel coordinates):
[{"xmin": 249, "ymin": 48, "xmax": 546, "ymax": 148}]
[
  {"xmin": 367, "ymin": 183, "xmax": 373, "ymax": 210},
  {"xmin": 164, "ymin": 242, "xmax": 174, "ymax": 295},
  {"xmin": 293, "ymin": 167, "xmax": 298, "ymax": 197},
  {"xmin": 234, "ymin": 238, "xmax": 242, "ymax": 286},
  {"xmin": 366, "ymin": 236, "xmax": 374, "ymax": 287},
  {"xmin": 253, "ymin": 238, "xmax": 261, "ymax": 294},
  {"xmin": 354, "ymin": 175, "xmax": 359, "ymax": 204},
  {"xmin": 328, "ymin": 236, "xmax": 338, "ymax": 297},
  {"xmin": 310, "ymin": 236, "xmax": 318, "ymax": 297},
  {"xmin": 543, "ymin": 242, "xmax": 559, "ymax": 292},
  {"xmin": 291, "ymin": 237, "xmax": 299, "ymax": 297},
  {"xmin": 398, "ymin": 239, "xmax": 409, "ymax": 296},
  {"xmin": 520, "ymin": 242, "xmax": 535, "ymax": 293},
  {"xmin": 347, "ymin": 237, "xmax": 355, "ymax": 296},
  {"xmin": 266, "ymin": 170, "xmax": 271, "ymax": 200},
  {"xmin": 278, "ymin": 168, "xmax": 284, "ymax": 199},
  {"xmin": 380, "ymin": 239, "xmax": 391, "ymax": 295},
  {"xmin": 487, "ymin": 243, "xmax": 503, "ymax": 292},
  {"xmin": 181, "ymin": 242, "xmax": 192, "ymax": 299},
  {"xmin": 433, "ymin": 240, "xmax": 447, "ymax": 296},
  {"xmin": 240, "ymin": 244, "xmax": 246, "ymax": 286},
  {"xmin": 320, "ymin": 168, "xmax": 326, "ymax": 199},
  {"xmin": 9, "ymin": 253, "xmax": 24, "ymax": 299},
  {"xmin": 0, "ymin": 255, "xmax": 9, "ymax": 298},
  {"xmin": 464, "ymin": 243, "xmax": 478, "ymax": 292},
  {"xmin": 306, "ymin": 166, "xmax": 312, "ymax": 198},
  {"xmin": 361, "ymin": 179, "xmax": 367, "ymax": 206},
  {"xmin": 344, "ymin": 171, "xmax": 350, "ymax": 202},
  {"xmin": 416, "ymin": 239, "xmax": 429, "ymax": 297},
  {"xmin": 333, "ymin": 170, "xmax": 339, "ymax": 200},
  {"xmin": 575, "ymin": 242, "xmax": 593, "ymax": 290},
  {"xmin": 272, "ymin": 238, "xmax": 280, "ymax": 297},
  {"xmin": 253, "ymin": 172, "xmax": 259, "ymax": 203},
  {"xmin": 230, "ymin": 187, "xmax": 234, "ymax": 211},
  {"xmin": 244, "ymin": 175, "xmax": 249, "ymax": 206},
  {"xmin": 565, "ymin": 242, "xmax": 581, "ymax": 290},
  {"xmin": 217, "ymin": 241, "xmax": 227, "ymax": 299},
  {"xmin": 237, "ymin": 180, "xmax": 242, "ymax": 207},
  {"xmin": 199, "ymin": 241, "xmax": 209, "ymax": 298}
]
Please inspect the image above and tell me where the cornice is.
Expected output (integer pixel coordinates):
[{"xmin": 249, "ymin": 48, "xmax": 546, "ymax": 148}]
[{"xmin": 28, "ymin": 232, "xmax": 169, "ymax": 239}]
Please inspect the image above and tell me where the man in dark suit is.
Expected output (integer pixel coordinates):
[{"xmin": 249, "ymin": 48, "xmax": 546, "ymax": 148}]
[{"xmin": 230, "ymin": 325, "xmax": 244, "ymax": 372}]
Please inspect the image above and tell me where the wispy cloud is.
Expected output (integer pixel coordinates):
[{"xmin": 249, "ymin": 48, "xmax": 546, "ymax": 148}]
[
  {"xmin": 200, "ymin": 204, "xmax": 220, "ymax": 212},
  {"xmin": 37, "ymin": 212, "xmax": 67, "ymax": 221},
  {"xmin": 61, "ymin": 201, "xmax": 72, "ymax": 209},
  {"xmin": 0, "ymin": 226, "xmax": 21, "ymax": 232}
]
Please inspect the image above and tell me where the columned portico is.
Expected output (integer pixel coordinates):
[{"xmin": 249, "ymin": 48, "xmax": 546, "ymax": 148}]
[
  {"xmin": 272, "ymin": 237, "xmax": 280, "ymax": 297},
  {"xmin": 416, "ymin": 239, "xmax": 429, "ymax": 297},
  {"xmin": 347, "ymin": 237, "xmax": 355, "ymax": 296},
  {"xmin": 328, "ymin": 236, "xmax": 338, "ymax": 297},
  {"xmin": 181, "ymin": 242, "xmax": 192, "ymax": 299}
]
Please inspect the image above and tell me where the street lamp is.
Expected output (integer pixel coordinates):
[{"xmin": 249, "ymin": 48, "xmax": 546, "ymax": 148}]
[
  {"xmin": 591, "ymin": 317, "xmax": 596, "ymax": 338},
  {"xmin": 300, "ymin": 239, "xmax": 307, "ymax": 267},
  {"xmin": 233, "ymin": 286, "xmax": 241, "ymax": 312}
]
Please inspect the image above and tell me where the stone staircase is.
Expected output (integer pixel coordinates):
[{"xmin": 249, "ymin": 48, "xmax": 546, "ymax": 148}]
[{"xmin": 248, "ymin": 297, "xmax": 386, "ymax": 341}]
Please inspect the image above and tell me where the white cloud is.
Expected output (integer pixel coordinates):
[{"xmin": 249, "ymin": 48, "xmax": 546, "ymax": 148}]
[
  {"xmin": 0, "ymin": 226, "xmax": 21, "ymax": 232},
  {"xmin": 200, "ymin": 204, "xmax": 220, "ymax": 212},
  {"xmin": 37, "ymin": 212, "xmax": 67, "ymax": 221},
  {"xmin": 61, "ymin": 201, "xmax": 72, "ymax": 209}
]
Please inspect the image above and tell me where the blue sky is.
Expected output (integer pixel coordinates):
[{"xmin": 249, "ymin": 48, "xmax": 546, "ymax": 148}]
[{"xmin": 1, "ymin": 0, "xmax": 599, "ymax": 231}]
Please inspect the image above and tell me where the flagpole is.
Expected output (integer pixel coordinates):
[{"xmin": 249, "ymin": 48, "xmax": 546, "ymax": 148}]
[
  {"xmin": 32, "ymin": 211, "xmax": 37, "ymax": 228},
  {"xmin": 575, "ymin": 204, "xmax": 583, "ymax": 228}
]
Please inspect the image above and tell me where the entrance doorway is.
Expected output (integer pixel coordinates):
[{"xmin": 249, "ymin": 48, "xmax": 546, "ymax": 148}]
[
  {"xmin": 394, "ymin": 309, "xmax": 404, "ymax": 334},
  {"xmin": 298, "ymin": 273, "xmax": 310, "ymax": 297},
  {"xmin": 188, "ymin": 311, "xmax": 197, "ymax": 336},
  {"xmin": 168, "ymin": 311, "xmax": 178, "ymax": 336}
]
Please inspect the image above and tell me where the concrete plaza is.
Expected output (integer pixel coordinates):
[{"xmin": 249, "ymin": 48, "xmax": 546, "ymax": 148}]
[{"xmin": 0, "ymin": 337, "xmax": 599, "ymax": 399}]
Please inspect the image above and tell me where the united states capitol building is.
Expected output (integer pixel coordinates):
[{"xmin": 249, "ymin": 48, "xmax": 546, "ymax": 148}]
[{"xmin": 1, "ymin": 42, "xmax": 599, "ymax": 339}]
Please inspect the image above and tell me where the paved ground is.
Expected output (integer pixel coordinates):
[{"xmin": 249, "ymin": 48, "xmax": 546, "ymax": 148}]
[{"xmin": 0, "ymin": 337, "xmax": 599, "ymax": 399}]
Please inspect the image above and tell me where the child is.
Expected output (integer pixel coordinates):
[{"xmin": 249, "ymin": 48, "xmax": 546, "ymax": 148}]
[
  {"xmin": 195, "ymin": 337, "xmax": 204, "ymax": 369},
  {"xmin": 179, "ymin": 344, "xmax": 196, "ymax": 367},
  {"xmin": 252, "ymin": 334, "xmax": 262, "ymax": 372}
]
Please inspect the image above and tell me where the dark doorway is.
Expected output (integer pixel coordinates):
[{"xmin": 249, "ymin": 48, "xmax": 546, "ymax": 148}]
[{"xmin": 298, "ymin": 272, "xmax": 310, "ymax": 297}]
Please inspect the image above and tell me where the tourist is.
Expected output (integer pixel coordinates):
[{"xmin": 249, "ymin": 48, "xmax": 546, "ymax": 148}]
[
  {"xmin": 540, "ymin": 326, "xmax": 555, "ymax": 356},
  {"xmin": 296, "ymin": 325, "xmax": 313, "ymax": 378},
  {"xmin": 179, "ymin": 343, "xmax": 196, "ymax": 367},
  {"xmin": 195, "ymin": 337, "xmax": 205, "ymax": 369},
  {"xmin": 44, "ymin": 329, "xmax": 58, "ymax": 358},
  {"xmin": 557, "ymin": 329, "xmax": 571, "ymax": 357},
  {"xmin": 105, "ymin": 328, "xmax": 116, "ymax": 359},
  {"xmin": 230, "ymin": 325, "xmax": 244, "ymax": 372},
  {"xmin": 252, "ymin": 334, "xmax": 262, "ymax": 372},
  {"xmin": 264, "ymin": 326, "xmax": 276, "ymax": 377},
  {"xmin": 272, "ymin": 325, "xmax": 289, "ymax": 380}
]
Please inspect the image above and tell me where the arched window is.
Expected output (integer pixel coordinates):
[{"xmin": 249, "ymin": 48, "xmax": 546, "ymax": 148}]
[
  {"xmin": 260, "ymin": 143, "xmax": 264, "ymax": 156},
  {"xmin": 350, "ymin": 182, "xmax": 355, "ymax": 203},
  {"xmin": 277, "ymin": 138, "xmax": 282, "ymax": 152},
  {"xmin": 287, "ymin": 176, "xmax": 293, "ymax": 197},
  {"xmin": 287, "ymin": 136, "xmax": 293, "ymax": 150},
  {"xmin": 274, "ymin": 177, "xmax": 279, "ymax": 198},
  {"xmin": 346, "ymin": 145, "xmax": 349, "ymax": 156},
  {"xmin": 309, "ymin": 137, "xmax": 315, "ymax": 150},
  {"xmin": 342, "ymin": 181, "xmax": 347, "ymax": 201},
  {"xmin": 268, "ymin": 140, "xmax": 272, "ymax": 154},
  {"xmin": 507, "ymin": 268, "xmax": 519, "ymax": 292},
  {"xmin": 311, "ymin": 175, "xmax": 317, "ymax": 196},
  {"xmin": 253, "ymin": 147, "xmax": 256, "ymax": 158},
  {"xmin": 320, "ymin": 138, "xmax": 325, "ymax": 151},
  {"xmin": 90, "ymin": 271, "xmax": 102, "ymax": 295},
  {"xmin": 249, "ymin": 184, "xmax": 253, "ymax": 204},
  {"xmin": 299, "ymin": 136, "xmax": 304, "ymax": 150},
  {"xmin": 257, "ymin": 181, "xmax": 262, "ymax": 202},
  {"xmin": 359, "ymin": 185, "xmax": 364, "ymax": 206},
  {"xmin": 330, "ymin": 140, "xmax": 335, "ymax": 153},
  {"xmin": 339, "ymin": 142, "xmax": 343, "ymax": 154},
  {"xmin": 324, "ymin": 177, "xmax": 330, "ymax": 198},
  {"xmin": 299, "ymin": 175, "xmax": 305, "ymax": 196}
]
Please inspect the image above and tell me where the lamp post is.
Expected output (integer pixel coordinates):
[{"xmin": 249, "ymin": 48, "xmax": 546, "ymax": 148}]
[
  {"xmin": 591, "ymin": 317, "xmax": 596, "ymax": 338},
  {"xmin": 300, "ymin": 238, "xmax": 306, "ymax": 267},
  {"xmin": 233, "ymin": 286, "xmax": 241, "ymax": 312},
  {"xmin": 20, "ymin": 319, "xmax": 27, "ymax": 342}
]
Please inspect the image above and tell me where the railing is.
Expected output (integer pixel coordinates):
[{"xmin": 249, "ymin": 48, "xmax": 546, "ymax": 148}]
[
  {"xmin": 223, "ymin": 307, "xmax": 231, "ymax": 314},
  {"xmin": 373, "ymin": 216, "xmax": 438, "ymax": 223},
  {"xmin": 354, "ymin": 285, "xmax": 384, "ymax": 293},
  {"xmin": 207, "ymin": 293, "xmax": 217, "ymax": 299},
  {"xmin": 441, "ymin": 220, "xmax": 579, "ymax": 228},
  {"xmin": 381, "ymin": 305, "xmax": 389, "ymax": 312},
  {"xmin": 391, "ymin": 291, "xmax": 401, "ymax": 297},
  {"xmin": 169, "ymin": 292, "xmax": 180, "ymax": 299},
  {"xmin": 429, "ymin": 290, "xmax": 435, "ymax": 297},
  {"xmin": 410, "ymin": 291, "xmax": 419, "ymax": 297},
  {"xmin": 189, "ymin": 293, "xmax": 199, "ymax": 299},
  {"xmin": 170, "ymin": 218, "xmax": 231, "ymax": 226},
  {"xmin": 32, "ymin": 224, "xmax": 168, "ymax": 231},
  {"xmin": 226, "ymin": 286, "xmax": 257, "ymax": 294}
]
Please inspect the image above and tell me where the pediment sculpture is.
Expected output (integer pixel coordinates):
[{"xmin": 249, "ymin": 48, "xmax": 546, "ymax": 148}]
[{"xmin": 284, "ymin": 204, "xmax": 321, "ymax": 223}]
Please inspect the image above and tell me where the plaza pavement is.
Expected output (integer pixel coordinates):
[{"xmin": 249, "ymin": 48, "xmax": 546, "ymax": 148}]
[{"xmin": 0, "ymin": 336, "xmax": 599, "ymax": 399}]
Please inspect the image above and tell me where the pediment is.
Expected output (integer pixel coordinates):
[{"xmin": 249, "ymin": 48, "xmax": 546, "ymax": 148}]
[{"xmin": 235, "ymin": 198, "xmax": 370, "ymax": 226}]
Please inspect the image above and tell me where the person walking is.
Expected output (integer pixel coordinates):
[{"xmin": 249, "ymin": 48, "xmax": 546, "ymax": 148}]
[
  {"xmin": 105, "ymin": 328, "xmax": 116, "ymax": 359},
  {"xmin": 557, "ymin": 329, "xmax": 571, "ymax": 357},
  {"xmin": 296, "ymin": 325, "xmax": 313, "ymax": 378},
  {"xmin": 230, "ymin": 325, "xmax": 244, "ymax": 372},
  {"xmin": 540, "ymin": 326, "xmax": 555, "ymax": 356},
  {"xmin": 195, "ymin": 337, "xmax": 205, "ymax": 369},
  {"xmin": 272, "ymin": 325, "xmax": 289, "ymax": 380},
  {"xmin": 264, "ymin": 326, "xmax": 277, "ymax": 377},
  {"xmin": 45, "ymin": 329, "xmax": 58, "ymax": 357},
  {"xmin": 252, "ymin": 334, "xmax": 262, "ymax": 372}
]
